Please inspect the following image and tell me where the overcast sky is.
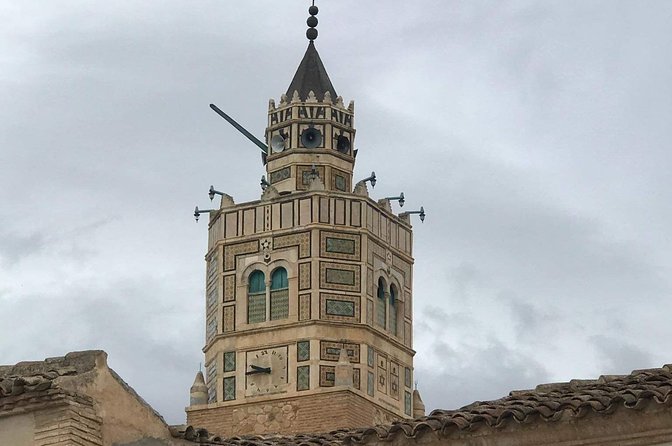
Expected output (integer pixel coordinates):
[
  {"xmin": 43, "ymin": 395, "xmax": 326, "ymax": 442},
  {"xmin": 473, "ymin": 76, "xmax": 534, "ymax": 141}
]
[{"xmin": 2, "ymin": 0, "xmax": 672, "ymax": 426}]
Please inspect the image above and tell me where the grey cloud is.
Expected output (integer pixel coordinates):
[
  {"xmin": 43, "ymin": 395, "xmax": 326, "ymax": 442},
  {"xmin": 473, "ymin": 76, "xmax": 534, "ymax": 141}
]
[{"xmin": 590, "ymin": 335, "xmax": 654, "ymax": 375}]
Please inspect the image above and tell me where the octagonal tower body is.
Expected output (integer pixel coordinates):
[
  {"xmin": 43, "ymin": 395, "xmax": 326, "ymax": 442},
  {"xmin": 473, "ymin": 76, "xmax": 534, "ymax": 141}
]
[{"xmin": 187, "ymin": 38, "xmax": 418, "ymax": 437}]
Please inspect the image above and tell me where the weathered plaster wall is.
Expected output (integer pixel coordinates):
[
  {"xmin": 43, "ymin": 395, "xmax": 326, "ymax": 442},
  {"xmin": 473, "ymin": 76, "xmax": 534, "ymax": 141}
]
[{"xmin": 0, "ymin": 412, "xmax": 34, "ymax": 446}]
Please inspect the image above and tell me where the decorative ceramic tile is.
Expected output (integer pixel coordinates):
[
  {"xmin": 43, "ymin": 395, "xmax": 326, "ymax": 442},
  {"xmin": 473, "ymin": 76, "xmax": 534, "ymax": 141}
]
[
  {"xmin": 223, "ymin": 274, "xmax": 235, "ymax": 302},
  {"xmin": 405, "ymin": 391, "xmax": 412, "ymax": 416},
  {"xmin": 248, "ymin": 294, "xmax": 266, "ymax": 324},
  {"xmin": 270, "ymin": 289, "xmax": 289, "ymax": 320},
  {"xmin": 206, "ymin": 360, "xmax": 217, "ymax": 403},
  {"xmin": 331, "ymin": 167, "xmax": 350, "ymax": 192},
  {"xmin": 377, "ymin": 354, "xmax": 387, "ymax": 370},
  {"xmin": 207, "ymin": 286, "xmax": 218, "ymax": 314},
  {"xmin": 224, "ymin": 240, "xmax": 259, "ymax": 271},
  {"xmin": 269, "ymin": 167, "xmax": 290, "ymax": 184},
  {"xmin": 223, "ymin": 377, "xmax": 235, "ymax": 401},
  {"xmin": 207, "ymin": 253, "xmax": 218, "ymax": 284},
  {"xmin": 326, "ymin": 237, "xmax": 355, "ymax": 254},
  {"xmin": 367, "ymin": 371, "xmax": 374, "ymax": 397},
  {"xmin": 325, "ymin": 299, "xmax": 355, "ymax": 317},
  {"xmin": 334, "ymin": 174, "xmax": 346, "ymax": 191},
  {"xmin": 206, "ymin": 316, "xmax": 217, "ymax": 343},
  {"xmin": 390, "ymin": 374, "xmax": 400, "ymax": 400},
  {"xmin": 299, "ymin": 262, "xmax": 311, "ymax": 290},
  {"xmin": 319, "ymin": 341, "xmax": 360, "ymax": 362},
  {"xmin": 223, "ymin": 305, "xmax": 235, "ymax": 332},
  {"xmin": 224, "ymin": 352, "xmax": 236, "ymax": 372},
  {"xmin": 297, "ymin": 341, "xmax": 310, "ymax": 362},
  {"xmin": 377, "ymin": 369, "xmax": 387, "ymax": 394},
  {"xmin": 319, "ymin": 261, "xmax": 360, "ymax": 292},
  {"xmin": 320, "ymin": 231, "xmax": 360, "ymax": 261},
  {"xmin": 325, "ymin": 268, "xmax": 355, "ymax": 285},
  {"xmin": 320, "ymin": 293, "xmax": 359, "ymax": 322},
  {"xmin": 297, "ymin": 165, "xmax": 325, "ymax": 190},
  {"xmin": 391, "ymin": 362, "xmax": 399, "ymax": 376},
  {"xmin": 405, "ymin": 367, "xmax": 412, "ymax": 388},
  {"xmin": 299, "ymin": 293, "xmax": 311, "ymax": 321},
  {"xmin": 274, "ymin": 231, "xmax": 311, "ymax": 258},
  {"xmin": 297, "ymin": 365, "xmax": 310, "ymax": 391},
  {"xmin": 320, "ymin": 365, "xmax": 335, "ymax": 387}
]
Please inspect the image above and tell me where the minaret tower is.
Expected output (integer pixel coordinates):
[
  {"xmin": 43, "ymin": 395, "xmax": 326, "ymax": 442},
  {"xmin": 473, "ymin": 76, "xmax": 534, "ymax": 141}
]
[{"xmin": 187, "ymin": 5, "xmax": 423, "ymax": 436}]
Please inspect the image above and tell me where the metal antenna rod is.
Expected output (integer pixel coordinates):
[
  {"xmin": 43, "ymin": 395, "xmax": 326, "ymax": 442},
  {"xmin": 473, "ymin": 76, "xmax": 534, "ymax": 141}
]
[{"xmin": 209, "ymin": 104, "xmax": 268, "ymax": 154}]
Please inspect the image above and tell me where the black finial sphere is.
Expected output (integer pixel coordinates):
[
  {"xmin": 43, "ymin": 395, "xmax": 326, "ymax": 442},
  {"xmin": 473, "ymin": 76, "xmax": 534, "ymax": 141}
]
[
  {"xmin": 309, "ymin": 5, "xmax": 318, "ymax": 15},
  {"xmin": 307, "ymin": 16, "xmax": 318, "ymax": 28},
  {"xmin": 306, "ymin": 28, "xmax": 318, "ymax": 40}
]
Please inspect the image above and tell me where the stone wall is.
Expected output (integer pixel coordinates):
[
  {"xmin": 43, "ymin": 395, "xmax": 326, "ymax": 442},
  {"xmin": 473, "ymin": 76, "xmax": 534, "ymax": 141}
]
[{"xmin": 187, "ymin": 389, "xmax": 400, "ymax": 436}]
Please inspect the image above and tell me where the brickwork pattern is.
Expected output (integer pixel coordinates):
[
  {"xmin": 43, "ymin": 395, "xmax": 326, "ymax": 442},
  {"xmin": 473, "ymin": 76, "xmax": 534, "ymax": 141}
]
[{"xmin": 186, "ymin": 391, "xmax": 399, "ymax": 437}]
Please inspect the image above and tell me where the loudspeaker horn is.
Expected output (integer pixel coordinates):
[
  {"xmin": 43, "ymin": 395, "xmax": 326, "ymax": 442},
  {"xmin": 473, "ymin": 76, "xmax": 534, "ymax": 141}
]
[
  {"xmin": 336, "ymin": 135, "xmax": 351, "ymax": 153},
  {"xmin": 270, "ymin": 134, "xmax": 286, "ymax": 153},
  {"xmin": 301, "ymin": 127, "xmax": 322, "ymax": 149}
]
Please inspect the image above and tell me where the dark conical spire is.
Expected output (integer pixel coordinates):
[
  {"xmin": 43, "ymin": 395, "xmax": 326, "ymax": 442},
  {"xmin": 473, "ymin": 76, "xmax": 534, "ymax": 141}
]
[
  {"xmin": 286, "ymin": 4, "xmax": 336, "ymax": 102},
  {"xmin": 286, "ymin": 41, "xmax": 337, "ymax": 102}
]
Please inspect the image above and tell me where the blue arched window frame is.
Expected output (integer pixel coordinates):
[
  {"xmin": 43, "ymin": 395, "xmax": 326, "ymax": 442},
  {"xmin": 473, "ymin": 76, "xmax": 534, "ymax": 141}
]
[
  {"xmin": 248, "ymin": 270, "xmax": 266, "ymax": 323},
  {"xmin": 270, "ymin": 267, "xmax": 289, "ymax": 321}
]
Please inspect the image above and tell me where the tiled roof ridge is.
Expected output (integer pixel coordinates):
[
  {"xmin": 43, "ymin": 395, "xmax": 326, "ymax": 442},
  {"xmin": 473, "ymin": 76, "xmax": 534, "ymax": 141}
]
[
  {"xmin": 171, "ymin": 363, "xmax": 672, "ymax": 445},
  {"xmin": 0, "ymin": 385, "xmax": 95, "ymax": 414},
  {"xmin": 0, "ymin": 350, "xmax": 104, "ymax": 380}
]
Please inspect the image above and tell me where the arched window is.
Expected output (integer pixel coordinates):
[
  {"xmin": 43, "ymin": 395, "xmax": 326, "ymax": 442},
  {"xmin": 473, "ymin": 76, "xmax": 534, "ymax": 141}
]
[
  {"xmin": 248, "ymin": 270, "xmax": 266, "ymax": 323},
  {"xmin": 270, "ymin": 267, "xmax": 289, "ymax": 320},
  {"xmin": 389, "ymin": 284, "xmax": 398, "ymax": 336},
  {"xmin": 376, "ymin": 277, "xmax": 387, "ymax": 328}
]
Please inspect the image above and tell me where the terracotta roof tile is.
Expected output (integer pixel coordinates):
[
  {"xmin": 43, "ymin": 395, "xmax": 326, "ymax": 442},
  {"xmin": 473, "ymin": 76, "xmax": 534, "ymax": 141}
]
[{"xmin": 171, "ymin": 363, "xmax": 672, "ymax": 445}]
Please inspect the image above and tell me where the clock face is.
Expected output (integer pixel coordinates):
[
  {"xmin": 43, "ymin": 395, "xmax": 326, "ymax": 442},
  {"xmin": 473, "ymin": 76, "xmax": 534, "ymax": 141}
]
[{"xmin": 245, "ymin": 346, "xmax": 288, "ymax": 395}]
